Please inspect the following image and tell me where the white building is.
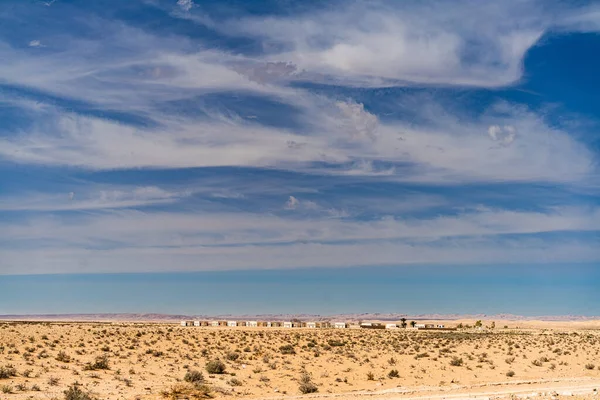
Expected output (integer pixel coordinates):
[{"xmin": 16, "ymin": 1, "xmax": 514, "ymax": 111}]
[
  {"xmin": 210, "ymin": 321, "xmax": 219, "ymax": 327},
  {"xmin": 266, "ymin": 322, "xmax": 272, "ymax": 327},
  {"xmin": 193, "ymin": 321, "xmax": 201, "ymax": 327},
  {"xmin": 247, "ymin": 321, "xmax": 258, "ymax": 327},
  {"xmin": 180, "ymin": 321, "xmax": 187, "ymax": 327},
  {"xmin": 306, "ymin": 322, "xmax": 316, "ymax": 328},
  {"xmin": 437, "ymin": 324, "xmax": 445, "ymax": 328},
  {"xmin": 385, "ymin": 323, "xmax": 398, "ymax": 329},
  {"xmin": 227, "ymin": 321, "xmax": 237, "ymax": 327},
  {"xmin": 283, "ymin": 321, "xmax": 293, "ymax": 328},
  {"xmin": 334, "ymin": 322, "xmax": 346, "ymax": 329},
  {"xmin": 415, "ymin": 323, "xmax": 426, "ymax": 328}
]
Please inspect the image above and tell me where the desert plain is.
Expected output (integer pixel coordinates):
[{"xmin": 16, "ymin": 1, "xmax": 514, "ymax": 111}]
[{"xmin": 1, "ymin": 319, "xmax": 600, "ymax": 400}]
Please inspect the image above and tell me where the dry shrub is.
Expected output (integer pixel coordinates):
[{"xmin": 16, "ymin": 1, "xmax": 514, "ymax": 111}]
[
  {"xmin": 184, "ymin": 370, "xmax": 205, "ymax": 384},
  {"xmin": 450, "ymin": 357, "xmax": 463, "ymax": 366},
  {"xmin": 0, "ymin": 365, "xmax": 17, "ymax": 379},
  {"xmin": 161, "ymin": 383, "xmax": 212, "ymax": 399},
  {"xmin": 83, "ymin": 355, "xmax": 109, "ymax": 371},
  {"xmin": 298, "ymin": 373, "xmax": 318, "ymax": 394},
  {"xmin": 280, "ymin": 344, "xmax": 296, "ymax": 355},
  {"xmin": 205, "ymin": 360, "xmax": 226, "ymax": 374},
  {"xmin": 64, "ymin": 383, "xmax": 95, "ymax": 400},
  {"xmin": 56, "ymin": 351, "xmax": 71, "ymax": 363}
]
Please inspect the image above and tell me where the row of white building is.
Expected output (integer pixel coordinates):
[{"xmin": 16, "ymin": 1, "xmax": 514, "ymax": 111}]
[{"xmin": 179, "ymin": 320, "xmax": 449, "ymax": 330}]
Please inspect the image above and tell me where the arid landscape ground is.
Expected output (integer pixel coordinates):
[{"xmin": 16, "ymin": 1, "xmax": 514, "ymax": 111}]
[{"xmin": 1, "ymin": 320, "xmax": 600, "ymax": 400}]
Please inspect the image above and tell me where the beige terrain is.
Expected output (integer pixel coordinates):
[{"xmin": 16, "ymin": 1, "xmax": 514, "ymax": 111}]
[{"xmin": 1, "ymin": 320, "xmax": 600, "ymax": 400}]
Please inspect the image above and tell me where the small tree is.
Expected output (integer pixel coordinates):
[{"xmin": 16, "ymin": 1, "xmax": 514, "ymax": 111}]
[
  {"xmin": 474, "ymin": 320, "xmax": 483, "ymax": 328},
  {"xmin": 410, "ymin": 321, "xmax": 416, "ymax": 328},
  {"xmin": 400, "ymin": 318, "xmax": 407, "ymax": 328}
]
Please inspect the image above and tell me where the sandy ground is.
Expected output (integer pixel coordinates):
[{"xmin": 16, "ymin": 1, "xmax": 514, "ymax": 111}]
[{"xmin": 1, "ymin": 321, "xmax": 599, "ymax": 399}]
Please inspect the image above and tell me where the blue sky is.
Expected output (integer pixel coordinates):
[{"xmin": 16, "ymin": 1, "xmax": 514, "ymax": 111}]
[{"xmin": 0, "ymin": 0, "xmax": 599, "ymax": 314}]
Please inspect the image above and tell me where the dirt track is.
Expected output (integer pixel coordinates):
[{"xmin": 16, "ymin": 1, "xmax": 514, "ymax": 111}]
[{"xmin": 261, "ymin": 378, "xmax": 600, "ymax": 400}]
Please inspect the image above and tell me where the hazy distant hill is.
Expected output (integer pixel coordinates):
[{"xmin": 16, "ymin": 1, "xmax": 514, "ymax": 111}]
[{"xmin": 0, "ymin": 313, "xmax": 597, "ymax": 322}]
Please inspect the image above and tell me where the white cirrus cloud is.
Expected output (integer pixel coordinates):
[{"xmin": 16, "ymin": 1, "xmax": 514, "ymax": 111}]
[
  {"xmin": 0, "ymin": 186, "xmax": 191, "ymax": 212},
  {"xmin": 176, "ymin": 0, "xmax": 194, "ymax": 12},
  {"xmin": 1, "ymin": 206, "xmax": 599, "ymax": 274},
  {"xmin": 488, "ymin": 125, "xmax": 517, "ymax": 146},
  {"xmin": 284, "ymin": 195, "xmax": 300, "ymax": 210}
]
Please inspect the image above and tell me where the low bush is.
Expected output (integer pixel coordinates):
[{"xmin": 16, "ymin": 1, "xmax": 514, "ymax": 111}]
[
  {"xmin": 450, "ymin": 357, "xmax": 464, "ymax": 367},
  {"xmin": 228, "ymin": 378, "xmax": 242, "ymax": 386},
  {"xmin": 83, "ymin": 355, "xmax": 109, "ymax": 371},
  {"xmin": 64, "ymin": 383, "xmax": 95, "ymax": 400},
  {"xmin": 56, "ymin": 351, "xmax": 71, "ymax": 363},
  {"xmin": 298, "ymin": 373, "xmax": 317, "ymax": 394},
  {"xmin": 205, "ymin": 360, "xmax": 226, "ymax": 374},
  {"xmin": 279, "ymin": 344, "xmax": 296, "ymax": 355},
  {"xmin": 184, "ymin": 370, "xmax": 205, "ymax": 384},
  {"xmin": 531, "ymin": 359, "xmax": 543, "ymax": 367},
  {"xmin": 161, "ymin": 383, "xmax": 212, "ymax": 399},
  {"xmin": 0, "ymin": 365, "xmax": 17, "ymax": 379}
]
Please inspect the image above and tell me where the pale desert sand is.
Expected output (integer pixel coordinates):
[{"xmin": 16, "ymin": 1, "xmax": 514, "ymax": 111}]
[{"xmin": 1, "ymin": 320, "xmax": 599, "ymax": 399}]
